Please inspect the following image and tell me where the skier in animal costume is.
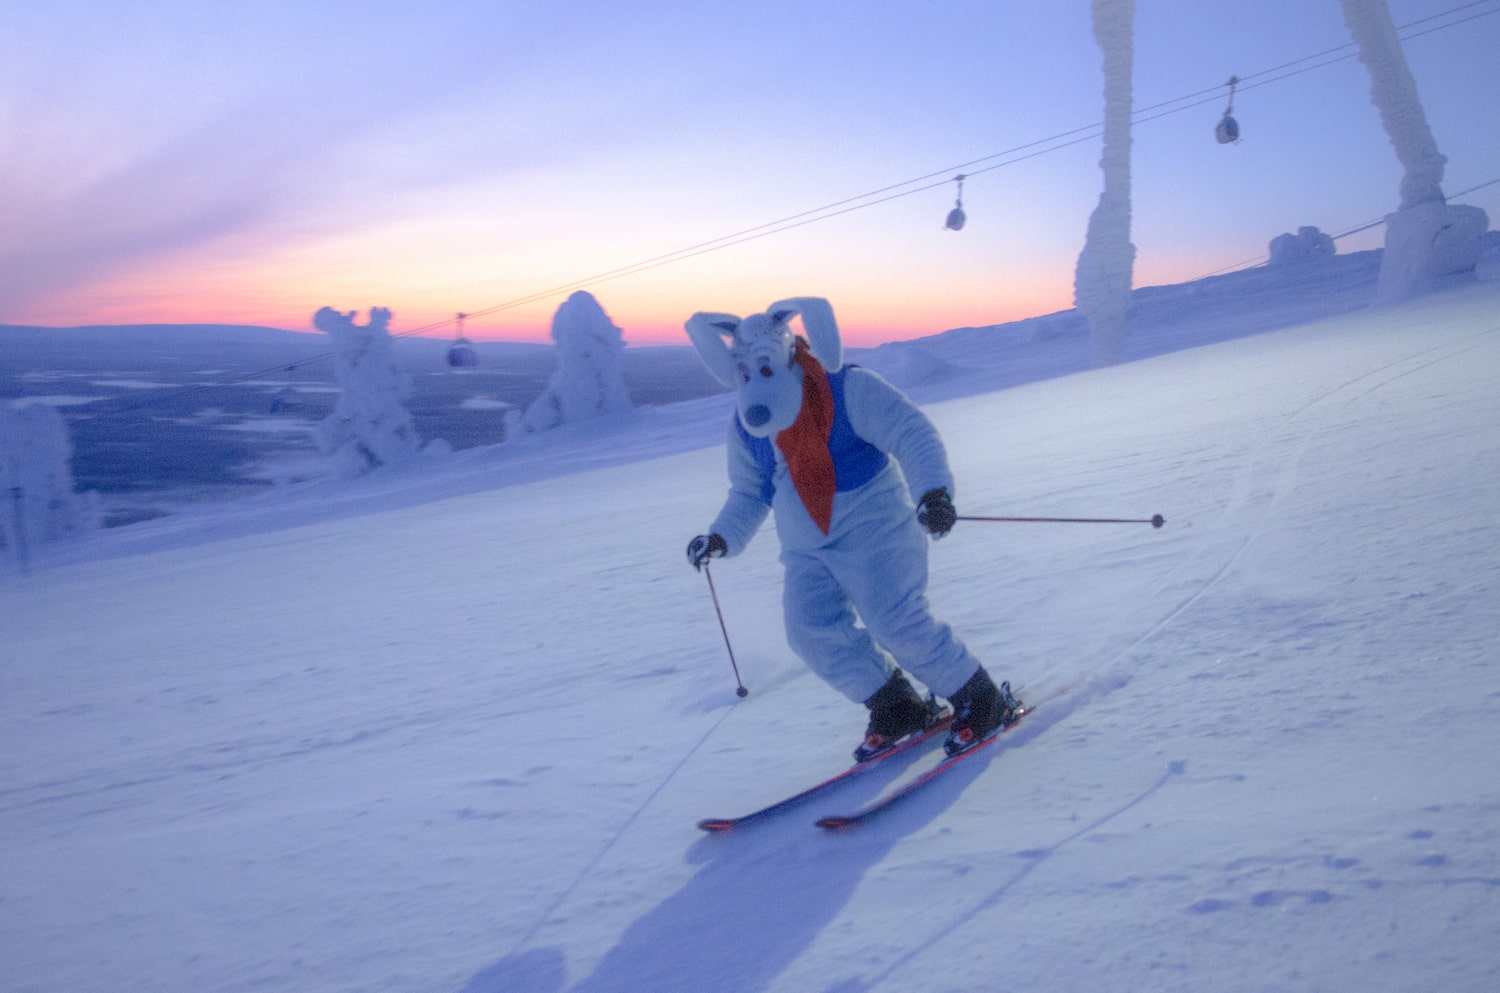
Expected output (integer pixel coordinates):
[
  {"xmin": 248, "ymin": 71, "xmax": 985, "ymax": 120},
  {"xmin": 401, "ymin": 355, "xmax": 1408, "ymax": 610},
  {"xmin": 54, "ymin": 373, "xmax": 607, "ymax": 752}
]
[{"xmin": 684, "ymin": 297, "xmax": 1017, "ymax": 758}]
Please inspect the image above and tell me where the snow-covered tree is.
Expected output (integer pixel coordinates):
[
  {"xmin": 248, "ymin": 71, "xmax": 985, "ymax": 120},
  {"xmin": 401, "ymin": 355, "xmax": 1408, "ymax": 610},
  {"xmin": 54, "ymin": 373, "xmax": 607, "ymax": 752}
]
[
  {"xmin": 0, "ymin": 403, "xmax": 97, "ymax": 567},
  {"xmin": 1269, "ymin": 226, "xmax": 1337, "ymax": 267},
  {"xmin": 314, "ymin": 306, "xmax": 423, "ymax": 478},
  {"xmin": 509, "ymin": 291, "xmax": 633, "ymax": 438},
  {"xmin": 1074, "ymin": 0, "xmax": 1137, "ymax": 368},
  {"xmin": 1340, "ymin": 0, "xmax": 1489, "ymax": 303}
]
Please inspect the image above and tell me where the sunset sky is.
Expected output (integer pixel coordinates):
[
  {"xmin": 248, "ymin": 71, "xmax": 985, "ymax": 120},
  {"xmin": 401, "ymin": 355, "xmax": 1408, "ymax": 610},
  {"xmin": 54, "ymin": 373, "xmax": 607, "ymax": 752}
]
[{"xmin": 3, "ymin": 0, "xmax": 1497, "ymax": 345}]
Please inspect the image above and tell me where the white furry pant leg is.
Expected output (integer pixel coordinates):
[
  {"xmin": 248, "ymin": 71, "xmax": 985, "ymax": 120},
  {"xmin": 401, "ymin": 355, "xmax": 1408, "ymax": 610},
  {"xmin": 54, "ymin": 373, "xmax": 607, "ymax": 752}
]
[{"xmin": 780, "ymin": 511, "xmax": 980, "ymax": 705}]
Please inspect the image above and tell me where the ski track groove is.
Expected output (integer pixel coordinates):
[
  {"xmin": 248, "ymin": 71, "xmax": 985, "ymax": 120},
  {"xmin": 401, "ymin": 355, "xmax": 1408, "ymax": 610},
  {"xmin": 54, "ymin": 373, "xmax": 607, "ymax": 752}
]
[
  {"xmin": 1113, "ymin": 320, "xmax": 1500, "ymax": 671},
  {"xmin": 869, "ymin": 317, "xmax": 1500, "ymax": 988}
]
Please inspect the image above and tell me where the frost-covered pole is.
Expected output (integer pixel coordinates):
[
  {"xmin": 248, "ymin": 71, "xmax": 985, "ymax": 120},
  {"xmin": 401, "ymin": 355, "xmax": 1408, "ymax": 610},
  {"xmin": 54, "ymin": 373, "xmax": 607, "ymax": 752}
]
[
  {"xmin": 9, "ymin": 486, "xmax": 28, "ymax": 575},
  {"xmin": 1340, "ymin": 0, "xmax": 1444, "ymax": 210},
  {"xmin": 1339, "ymin": 0, "xmax": 1489, "ymax": 302},
  {"xmin": 1074, "ymin": 0, "xmax": 1137, "ymax": 367}
]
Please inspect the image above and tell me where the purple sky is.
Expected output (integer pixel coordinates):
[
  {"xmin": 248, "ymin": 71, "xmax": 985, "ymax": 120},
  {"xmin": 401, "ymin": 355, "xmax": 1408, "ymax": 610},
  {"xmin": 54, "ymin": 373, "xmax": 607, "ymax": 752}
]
[{"xmin": 3, "ymin": 0, "xmax": 1496, "ymax": 343}]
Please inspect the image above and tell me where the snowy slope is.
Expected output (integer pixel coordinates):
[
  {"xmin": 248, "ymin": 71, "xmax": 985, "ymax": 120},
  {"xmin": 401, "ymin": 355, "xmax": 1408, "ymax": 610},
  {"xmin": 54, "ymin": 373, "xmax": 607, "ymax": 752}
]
[{"xmin": 2, "ymin": 275, "xmax": 1499, "ymax": 993}]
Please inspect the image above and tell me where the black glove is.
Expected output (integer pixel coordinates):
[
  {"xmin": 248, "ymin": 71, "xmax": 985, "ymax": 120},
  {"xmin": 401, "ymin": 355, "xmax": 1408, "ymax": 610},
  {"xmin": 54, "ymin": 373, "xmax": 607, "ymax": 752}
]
[
  {"xmin": 916, "ymin": 488, "xmax": 957, "ymax": 537},
  {"xmin": 687, "ymin": 533, "xmax": 728, "ymax": 571}
]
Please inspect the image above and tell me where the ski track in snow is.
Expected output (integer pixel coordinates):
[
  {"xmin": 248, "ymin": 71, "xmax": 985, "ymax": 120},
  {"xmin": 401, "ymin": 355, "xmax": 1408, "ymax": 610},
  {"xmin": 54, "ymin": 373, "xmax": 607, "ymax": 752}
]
[{"xmin": 1121, "ymin": 312, "xmax": 1500, "ymax": 663}]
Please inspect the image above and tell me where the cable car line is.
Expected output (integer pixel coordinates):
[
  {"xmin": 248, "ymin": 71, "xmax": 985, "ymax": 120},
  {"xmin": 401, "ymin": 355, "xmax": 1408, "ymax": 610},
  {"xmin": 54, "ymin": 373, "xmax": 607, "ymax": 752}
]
[{"xmin": 64, "ymin": 0, "xmax": 1499, "ymax": 421}]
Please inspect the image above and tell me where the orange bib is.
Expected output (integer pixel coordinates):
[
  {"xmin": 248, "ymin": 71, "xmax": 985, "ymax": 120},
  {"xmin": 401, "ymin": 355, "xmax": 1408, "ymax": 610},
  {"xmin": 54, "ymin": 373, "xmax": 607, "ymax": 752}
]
[{"xmin": 776, "ymin": 340, "xmax": 837, "ymax": 534}]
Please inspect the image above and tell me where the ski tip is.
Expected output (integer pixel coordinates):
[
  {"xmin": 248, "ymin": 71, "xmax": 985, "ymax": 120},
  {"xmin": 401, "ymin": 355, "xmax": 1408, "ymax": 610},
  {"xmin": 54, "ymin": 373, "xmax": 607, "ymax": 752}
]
[
  {"xmin": 697, "ymin": 818, "xmax": 738, "ymax": 833},
  {"xmin": 815, "ymin": 815, "xmax": 857, "ymax": 832}
]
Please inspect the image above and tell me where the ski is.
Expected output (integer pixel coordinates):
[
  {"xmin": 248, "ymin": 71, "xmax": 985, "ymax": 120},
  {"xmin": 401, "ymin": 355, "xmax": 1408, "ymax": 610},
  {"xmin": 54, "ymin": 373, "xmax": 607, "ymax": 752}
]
[
  {"xmin": 815, "ymin": 702, "xmax": 1031, "ymax": 831},
  {"xmin": 697, "ymin": 714, "xmax": 952, "ymax": 833}
]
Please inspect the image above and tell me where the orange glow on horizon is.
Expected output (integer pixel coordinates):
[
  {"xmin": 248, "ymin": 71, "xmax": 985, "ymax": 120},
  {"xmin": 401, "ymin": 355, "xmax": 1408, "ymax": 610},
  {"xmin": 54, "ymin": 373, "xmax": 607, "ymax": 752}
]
[
  {"xmin": 8, "ymin": 266, "xmax": 1077, "ymax": 346},
  {"xmin": 6, "ymin": 232, "xmax": 1291, "ymax": 346}
]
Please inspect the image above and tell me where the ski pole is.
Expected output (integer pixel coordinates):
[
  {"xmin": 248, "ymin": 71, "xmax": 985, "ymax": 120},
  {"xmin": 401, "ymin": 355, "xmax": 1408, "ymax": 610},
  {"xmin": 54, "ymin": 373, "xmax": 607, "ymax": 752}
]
[
  {"xmin": 702, "ymin": 563, "xmax": 749, "ymax": 698},
  {"xmin": 957, "ymin": 513, "xmax": 1166, "ymax": 528}
]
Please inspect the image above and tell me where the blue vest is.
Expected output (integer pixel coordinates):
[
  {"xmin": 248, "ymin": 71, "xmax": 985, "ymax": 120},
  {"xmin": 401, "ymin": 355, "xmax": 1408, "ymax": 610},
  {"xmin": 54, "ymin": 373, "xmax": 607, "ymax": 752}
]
[{"xmin": 734, "ymin": 367, "xmax": 888, "ymax": 506}]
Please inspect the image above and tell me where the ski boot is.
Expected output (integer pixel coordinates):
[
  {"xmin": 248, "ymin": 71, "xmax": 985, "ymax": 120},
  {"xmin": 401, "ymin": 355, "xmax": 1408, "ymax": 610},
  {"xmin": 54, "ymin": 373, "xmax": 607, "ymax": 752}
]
[
  {"xmin": 944, "ymin": 666, "xmax": 1020, "ymax": 756},
  {"xmin": 855, "ymin": 669, "xmax": 941, "ymax": 762}
]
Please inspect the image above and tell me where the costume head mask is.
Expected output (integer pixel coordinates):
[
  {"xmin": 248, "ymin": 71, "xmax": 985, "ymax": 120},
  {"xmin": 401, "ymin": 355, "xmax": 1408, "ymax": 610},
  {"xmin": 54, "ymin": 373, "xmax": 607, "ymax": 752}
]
[{"xmin": 685, "ymin": 297, "xmax": 845, "ymax": 439}]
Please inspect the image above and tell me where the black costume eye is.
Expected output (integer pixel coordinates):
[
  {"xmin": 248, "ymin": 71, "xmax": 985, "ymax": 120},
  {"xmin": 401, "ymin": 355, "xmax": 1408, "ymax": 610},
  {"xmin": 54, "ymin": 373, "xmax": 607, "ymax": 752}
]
[{"xmin": 759, "ymin": 364, "xmax": 774, "ymax": 378}]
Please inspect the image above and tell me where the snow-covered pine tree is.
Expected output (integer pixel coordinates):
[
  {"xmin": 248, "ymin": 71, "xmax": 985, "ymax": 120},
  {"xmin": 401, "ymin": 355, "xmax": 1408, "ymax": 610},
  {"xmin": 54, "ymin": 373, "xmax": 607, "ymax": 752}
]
[
  {"xmin": 510, "ymin": 291, "xmax": 633, "ymax": 438},
  {"xmin": 1269, "ymin": 226, "xmax": 1337, "ymax": 267},
  {"xmin": 0, "ymin": 403, "xmax": 97, "ymax": 568},
  {"xmin": 313, "ymin": 306, "xmax": 423, "ymax": 478}
]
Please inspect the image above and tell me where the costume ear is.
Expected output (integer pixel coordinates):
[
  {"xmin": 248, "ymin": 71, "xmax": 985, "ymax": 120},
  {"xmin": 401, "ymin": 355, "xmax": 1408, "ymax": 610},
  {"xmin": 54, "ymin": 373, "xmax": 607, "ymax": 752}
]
[
  {"xmin": 768, "ymin": 296, "xmax": 842, "ymax": 372},
  {"xmin": 685, "ymin": 311, "xmax": 742, "ymax": 387}
]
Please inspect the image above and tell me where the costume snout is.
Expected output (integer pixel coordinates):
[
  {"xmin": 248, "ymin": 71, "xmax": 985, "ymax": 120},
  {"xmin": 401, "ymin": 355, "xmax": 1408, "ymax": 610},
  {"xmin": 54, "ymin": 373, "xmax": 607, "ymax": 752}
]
[{"xmin": 731, "ymin": 314, "xmax": 803, "ymax": 436}]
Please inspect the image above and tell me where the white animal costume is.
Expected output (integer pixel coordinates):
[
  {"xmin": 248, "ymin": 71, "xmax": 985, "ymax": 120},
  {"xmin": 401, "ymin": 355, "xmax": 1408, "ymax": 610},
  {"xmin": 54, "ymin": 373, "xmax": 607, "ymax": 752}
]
[{"xmin": 685, "ymin": 297, "xmax": 983, "ymax": 708}]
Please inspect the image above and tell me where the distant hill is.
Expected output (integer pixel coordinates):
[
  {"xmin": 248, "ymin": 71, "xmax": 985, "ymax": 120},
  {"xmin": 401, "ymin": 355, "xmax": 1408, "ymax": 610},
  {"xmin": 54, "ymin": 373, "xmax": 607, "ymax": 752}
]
[
  {"xmin": 0, "ymin": 321, "xmax": 725, "ymax": 395},
  {"xmin": 0, "ymin": 321, "xmax": 729, "ymax": 524}
]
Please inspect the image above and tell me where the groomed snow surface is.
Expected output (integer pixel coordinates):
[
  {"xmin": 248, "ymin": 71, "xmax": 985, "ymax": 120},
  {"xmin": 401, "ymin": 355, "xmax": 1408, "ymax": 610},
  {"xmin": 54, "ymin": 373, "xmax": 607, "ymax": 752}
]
[{"xmin": 3, "ymin": 272, "xmax": 1499, "ymax": 993}]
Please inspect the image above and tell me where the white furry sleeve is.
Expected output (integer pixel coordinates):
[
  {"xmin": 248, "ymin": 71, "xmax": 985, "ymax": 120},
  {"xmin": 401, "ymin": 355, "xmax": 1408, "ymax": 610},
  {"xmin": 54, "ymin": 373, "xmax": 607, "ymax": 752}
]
[
  {"xmin": 709, "ymin": 419, "xmax": 773, "ymax": 555},
  {"xmin": 842, "ymin": 367, "xmax": 956, "ymax": 501}
]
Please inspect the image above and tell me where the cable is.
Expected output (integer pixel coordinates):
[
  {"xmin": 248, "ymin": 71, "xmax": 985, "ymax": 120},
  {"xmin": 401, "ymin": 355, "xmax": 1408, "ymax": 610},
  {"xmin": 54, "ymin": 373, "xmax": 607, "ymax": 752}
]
[
  {"xmin": 408, "ymin": 0, "xmax": 1499, "ymax": 339},
  {"xmin": 64, "ymin": 0, "xmax": 1500, "ymax": 419}
]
